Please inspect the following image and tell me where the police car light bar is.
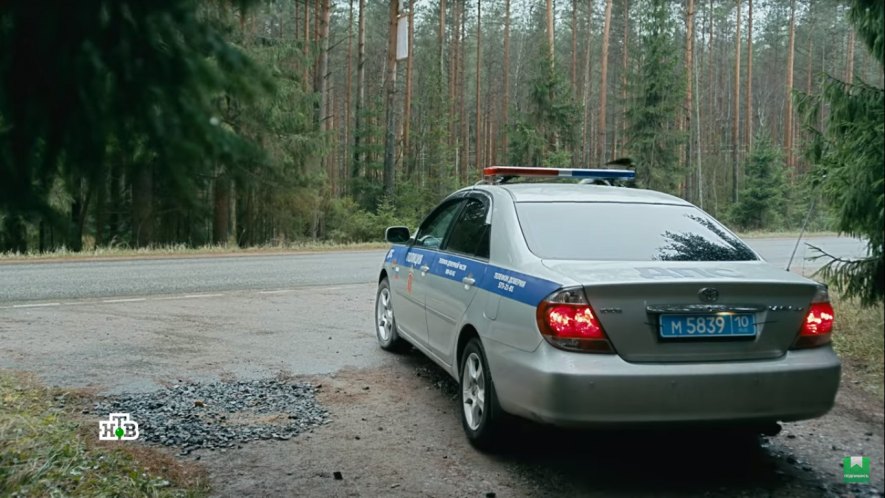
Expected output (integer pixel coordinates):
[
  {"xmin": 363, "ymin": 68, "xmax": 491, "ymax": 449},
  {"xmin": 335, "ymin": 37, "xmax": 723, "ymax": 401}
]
[{"xmin": 483, "ymin": 166, "xmax": 635, "ymax": 181}]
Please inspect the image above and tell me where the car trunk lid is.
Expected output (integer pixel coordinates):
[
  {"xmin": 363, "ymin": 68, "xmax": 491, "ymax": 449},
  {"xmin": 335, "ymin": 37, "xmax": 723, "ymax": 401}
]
[{"xmin": 542, "ymin": 260, "xmax": 817, "ymax": 363}]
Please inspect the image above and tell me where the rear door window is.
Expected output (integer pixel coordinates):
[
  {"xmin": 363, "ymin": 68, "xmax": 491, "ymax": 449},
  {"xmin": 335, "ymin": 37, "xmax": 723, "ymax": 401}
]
[
  {"xmin": 515, "ymin": 202, "xmax": 758, "ymax": 261},
  {"xmin": 445, "ymin": 197, "xmax": 490, "ymax": 259}
]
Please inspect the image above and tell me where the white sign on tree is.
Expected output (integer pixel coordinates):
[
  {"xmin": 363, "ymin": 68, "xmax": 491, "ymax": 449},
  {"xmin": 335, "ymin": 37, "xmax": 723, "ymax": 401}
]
[{"xmin": 396, "ymin": 12, "xmax": 409, "ymax": 61}]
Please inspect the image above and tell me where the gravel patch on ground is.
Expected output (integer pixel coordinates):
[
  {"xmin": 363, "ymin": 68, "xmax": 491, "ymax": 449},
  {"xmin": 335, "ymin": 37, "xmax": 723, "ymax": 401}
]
[{"xmin": 94, "ymin": 378, "xmax": 328, "ymax": 455}]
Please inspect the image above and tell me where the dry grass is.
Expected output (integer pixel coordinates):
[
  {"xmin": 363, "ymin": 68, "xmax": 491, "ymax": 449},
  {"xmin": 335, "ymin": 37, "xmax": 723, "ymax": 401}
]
[
  {"xmin": 829, "ymin": 295, "xmax": 885, "ymax": 400},
  {"xmin": 0, "ymin": 241, "xmax": 388, "ymax": 262},
  {"xmin": 0, "ymin": 371, "xmax": 208, "ymax": 497}
]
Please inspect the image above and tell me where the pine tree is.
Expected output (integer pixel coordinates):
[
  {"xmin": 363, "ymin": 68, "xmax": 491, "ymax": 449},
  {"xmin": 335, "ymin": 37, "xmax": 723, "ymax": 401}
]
[
  {"xmin": 796, "ymin": 1, "xmax": 884, "ymax": 306},
  {"xmin": 729, "ymin": 132, "xmax": 788, "ymax": 230},
  {"xmin": 509, "ymin": 50, "xmax": 578, "ymax": 167},
  {"xmin": 625, "ymin": 0, "xmax": 686, "ymax": 194},
  {"xmin": 0, "ymin": 0, "xmax": 268, "ymax": 251}
]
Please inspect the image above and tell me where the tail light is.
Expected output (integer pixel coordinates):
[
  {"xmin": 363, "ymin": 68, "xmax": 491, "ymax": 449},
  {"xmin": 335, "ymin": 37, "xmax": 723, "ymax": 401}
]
[
  {"xmin": 536, "ymin": 288, "xmax": 614, "ymax": 353},
  {"xmin": 792, "ymin": 286, "xmax": 835, "ymax": 349}
]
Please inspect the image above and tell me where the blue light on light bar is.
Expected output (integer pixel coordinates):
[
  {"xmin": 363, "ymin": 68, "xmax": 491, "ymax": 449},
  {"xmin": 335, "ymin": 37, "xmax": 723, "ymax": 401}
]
[{"xmin": 483, "ymin": 166, "xmax": 635, "ymax": 181}]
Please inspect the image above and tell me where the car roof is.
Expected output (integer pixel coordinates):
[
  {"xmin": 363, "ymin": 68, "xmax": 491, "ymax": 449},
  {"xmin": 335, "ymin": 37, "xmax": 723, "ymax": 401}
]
[{"xmin": 479, "ymin": 183, "xmax": 693, "ymax": 205}]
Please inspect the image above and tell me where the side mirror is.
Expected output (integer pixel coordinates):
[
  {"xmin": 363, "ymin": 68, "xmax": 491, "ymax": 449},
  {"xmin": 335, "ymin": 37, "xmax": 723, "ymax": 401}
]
[{"xmin": 385, "ymin": 226, "xmax": 411, "ymax": 244}]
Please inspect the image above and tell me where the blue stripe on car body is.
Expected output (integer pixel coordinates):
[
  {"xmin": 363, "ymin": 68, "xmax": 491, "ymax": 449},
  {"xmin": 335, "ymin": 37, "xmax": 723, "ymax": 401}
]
[{"xmin": 385, "ymin": 244, "xmax": 560, "ymax": 307}]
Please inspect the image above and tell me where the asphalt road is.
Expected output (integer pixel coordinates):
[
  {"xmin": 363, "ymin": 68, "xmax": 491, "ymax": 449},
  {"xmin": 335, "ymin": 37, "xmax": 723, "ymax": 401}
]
[
  {"xmin": 0, "ymin": 250, "xmax": 386, "ymax": 303},
  {"xmin": 751, "ymin": 235, "xmax": 867, "ymax": 272},
  {"xmin": 0, "ymin": 236, "xmax": 868, "ymax": 304}
]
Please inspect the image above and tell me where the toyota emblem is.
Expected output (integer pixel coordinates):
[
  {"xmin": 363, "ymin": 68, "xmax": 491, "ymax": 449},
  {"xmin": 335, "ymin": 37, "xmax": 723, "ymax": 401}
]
[{"xmin": 698, "ymin": 287, "xmax": 719, "ymax": 303}]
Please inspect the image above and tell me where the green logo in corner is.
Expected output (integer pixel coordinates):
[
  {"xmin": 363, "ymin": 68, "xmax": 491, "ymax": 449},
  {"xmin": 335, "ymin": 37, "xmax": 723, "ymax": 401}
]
[{"xmin": 843, "ymin": 456, "xmax": 870, "ymax": 483}]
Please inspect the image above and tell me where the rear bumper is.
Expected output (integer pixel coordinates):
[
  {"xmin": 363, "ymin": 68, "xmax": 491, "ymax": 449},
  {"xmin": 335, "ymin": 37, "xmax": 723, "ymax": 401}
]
[{"xmin": 487, "ymin": 340, "xmax": 841, "ymax": 427}]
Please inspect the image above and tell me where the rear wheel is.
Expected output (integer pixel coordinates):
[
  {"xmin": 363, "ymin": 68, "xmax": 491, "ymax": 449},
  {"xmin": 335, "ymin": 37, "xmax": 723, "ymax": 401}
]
[
  {"xmin": 459, "ymin": 338, "xmax": 505, "ymax": 451},
  {"xmin": 375, "ymin": 278, "xmax": 408, "ymax": 352}
]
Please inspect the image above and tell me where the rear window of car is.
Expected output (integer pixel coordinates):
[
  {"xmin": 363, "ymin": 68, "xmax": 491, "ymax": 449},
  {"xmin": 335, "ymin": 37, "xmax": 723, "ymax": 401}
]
[{"xmin": 515, "ymin": 202, "xmax": 758, "ymax": 261}]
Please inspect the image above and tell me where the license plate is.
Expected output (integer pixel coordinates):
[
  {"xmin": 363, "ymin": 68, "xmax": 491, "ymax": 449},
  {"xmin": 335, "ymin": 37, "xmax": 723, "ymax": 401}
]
[{"xmin": 659, "ymin": 314, "xmax": 756, "ymax": 338}]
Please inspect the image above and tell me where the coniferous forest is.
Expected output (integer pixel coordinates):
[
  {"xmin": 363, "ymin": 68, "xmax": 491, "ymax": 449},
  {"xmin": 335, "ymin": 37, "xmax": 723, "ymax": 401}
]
[{"xmin": 1, "ymin": 0, "xmax": 882, "ymax": 303}]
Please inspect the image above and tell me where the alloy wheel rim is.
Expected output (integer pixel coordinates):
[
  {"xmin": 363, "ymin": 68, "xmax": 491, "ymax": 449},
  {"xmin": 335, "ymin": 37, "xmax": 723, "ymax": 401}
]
[
  {"xmin": 461, "ymin": 352, "xmax": 485, "ymax": 430},
  {"xmin": 376, "ymin": 287, "xmax": 393, "ymax": 342}
]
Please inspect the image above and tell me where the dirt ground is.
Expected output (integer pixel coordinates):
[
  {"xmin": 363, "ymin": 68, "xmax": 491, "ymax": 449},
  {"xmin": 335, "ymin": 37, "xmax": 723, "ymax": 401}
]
[{"xmin": 197, "ymin": 351, "xmax": 884, "ymax": 498}]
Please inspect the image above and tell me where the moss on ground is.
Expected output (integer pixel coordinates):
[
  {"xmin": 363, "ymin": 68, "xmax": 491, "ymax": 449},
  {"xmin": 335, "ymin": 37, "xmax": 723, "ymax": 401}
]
[
  {"xmin": 829, "ymin": 295, "xmax": 885, "ymax": 400},
  {"xmin": 0, "ymin": 372, "xmax": 208, "ymax": 497}
]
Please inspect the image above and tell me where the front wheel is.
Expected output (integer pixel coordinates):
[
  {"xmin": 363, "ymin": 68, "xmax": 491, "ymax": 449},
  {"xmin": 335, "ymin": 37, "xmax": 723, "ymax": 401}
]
[
  {"xmin": 375, "ymin": 278, "xmax": 409, "ymax": 352},
  {"xmin": 460, "ymin": 338, "xmax": 506, "ymax": 451}
]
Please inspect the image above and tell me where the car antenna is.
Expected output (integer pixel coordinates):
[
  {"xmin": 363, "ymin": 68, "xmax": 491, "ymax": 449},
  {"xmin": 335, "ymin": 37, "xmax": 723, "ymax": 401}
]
[{"xmin": 786, "ymin": 194, "xmax": 818, "ymax": 272}]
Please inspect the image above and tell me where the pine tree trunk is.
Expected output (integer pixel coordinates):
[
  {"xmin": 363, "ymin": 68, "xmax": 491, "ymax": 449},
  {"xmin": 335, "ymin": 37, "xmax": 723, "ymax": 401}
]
[
  {"xmin": 683, "ymin": 0, "xmax": 695, "ymax": 199},
  {"xmin": 571, "ymin": 0, "xmax": 578, "ymax": 97},
  {"xmin": 695, "ymin": 34, "xmax": 704, "ymax": 208},
  {"xmin": 581, "ymin": 0, "xmax": 594, "ymax": 164},
  {"xmin": 2, "ymin": 216, "xmax": 26, "ymax": 253},
  {"xmin": 437, "ymin": 0, "xmax": 447, "ymax": 184},
  {"xmin": 487, "ymin": 114, "xmax": 494, "ymax": 166},
  {"xmin": 94, "ymin": 170, "xmax": 108, "ymax": 247},
  {"xmin": 241, "ymin": 4, "xmax": 247, "ymax": 36},
  {"xmin": 344, "ymin": 0, "xmax": 354, "ymax": 195},
  {"xmin": 845, "ymin": 29, "xmax": 855, "ymax": 82},
  {"xmin": 597, "ymin": 0, "xmax": 613, "ymax": 164},
  {"xmin": 449, "ymin": 0, "xmax": 460, "ymax": 153},
  {"xmin": 439, "ymin": 0, "xmax": 446, "ymax": 77},
  {"xmin": 546, "ymin": 0, "xmax": 555, "ymax": 64},
  {"xmin": 328, "ymin": 85, "xmax": 337, "ymax": 203},
  {"xmin": 475, "ymin": 0, "xmax": 482, "ymax": 173},
  {"xmin": 744, "ymin": 0, "xmax": 753, "ymax": 151},
  {"xmin": 459, "ymin": 3, "xmax": 468, "ymax": 183},
  {"xmin": 619, "ymin": 0, "xmax": 629, "ymax": 157},
  {"xmin": 383, "ymin": 0, "xmax": 399, "ymax": 197},
  {"xmin": 806, "ymin": 36, "xmax": 813, "ymax": 96},
  {"xmin": 706, "ymin": 0, "xmax": 714, "ymax": 161},
  {"xmin": 731, "ymin": 0, "xmax": 741, "ymax": 203},
  {"xmin": 230, "ymin": 180, "xmax": 237, "ymax": 246},
  {"xmin": 68, "ymin": 179, "xmax": 82, "ymax": 251},
  {"xmin": 213, "ymin": 169, "xmax": 230, "ymax": 245},
  {"xmin": 353, "ymin": 0, "xmax": 366, "ymax": 180},
  {"xmin": 707, "ymin": 0, "xmax": 717, "ymax": 211},
  {"xmin": 314, "ymin": 0, "xmax": 321, "ymax": 84},
  {"xmin": 318, "ymin": 0, "xmax": 332, "ymax": 191},
  {"xmin": 68, "ymin": 178, "xmax": 90, "ymax": 251},
  {"xmin": 800, "ymin": 34, "xmax": 813, "ymax": 175},
  {"xmin": 132, "ymin": 166, "xmax": 153, "ymax": 248},
  {"xmin": 502, "ymin": 0, "xmax": 510, "ymax": 161},
  {"xmin": 303, "ymin": 1, "xmax": 310, "ymax": 88},
  {"xmin": 108, "ymin": 163, "xmax": 122, "ymax": 243},
  {"xmin": 404, "ymin": 2, "xmax": 415, "ymax": 176},
  {"xmin": 784, "ymin": 0, "xmax": 796, "ymax": 171}
]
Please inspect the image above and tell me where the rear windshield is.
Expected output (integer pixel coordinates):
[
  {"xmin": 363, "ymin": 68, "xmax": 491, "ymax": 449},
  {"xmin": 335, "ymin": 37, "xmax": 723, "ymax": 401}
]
[{"xmin": 515, "ymin": 202, "xmax": 758, "ymax": 261}]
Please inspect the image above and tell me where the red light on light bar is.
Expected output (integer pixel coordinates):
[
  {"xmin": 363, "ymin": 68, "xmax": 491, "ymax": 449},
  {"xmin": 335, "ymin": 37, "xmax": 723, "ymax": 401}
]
[{"xmin": 483, "ymin": 166, "xmax": 559, "ymax": 177}]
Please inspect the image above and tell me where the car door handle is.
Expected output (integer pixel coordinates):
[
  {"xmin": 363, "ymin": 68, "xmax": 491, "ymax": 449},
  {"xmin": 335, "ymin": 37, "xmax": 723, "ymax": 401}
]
[
  {"xmin": 462, "ymin": 277, "xmax": 476, "ymax": 286},
  {"xmin": 420, "ymin": 265, "xmax": 430, "ymax": 273}
]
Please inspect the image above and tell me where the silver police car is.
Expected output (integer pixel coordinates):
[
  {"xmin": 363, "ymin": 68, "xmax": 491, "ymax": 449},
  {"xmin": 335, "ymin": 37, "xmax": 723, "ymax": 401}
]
[{"xmin": 374, "ymin": 167, "xmax": 840, "ymax": 449}]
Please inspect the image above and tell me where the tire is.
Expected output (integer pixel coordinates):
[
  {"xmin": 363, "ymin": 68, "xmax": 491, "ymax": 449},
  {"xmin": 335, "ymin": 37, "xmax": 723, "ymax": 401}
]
[
  {"xmin": 375, "ymin": 278, "xmax": 409, "ymax": 352},
  {"xmin": 459, "ymin": 338, "xmax": 506, "ymax": 451}
]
